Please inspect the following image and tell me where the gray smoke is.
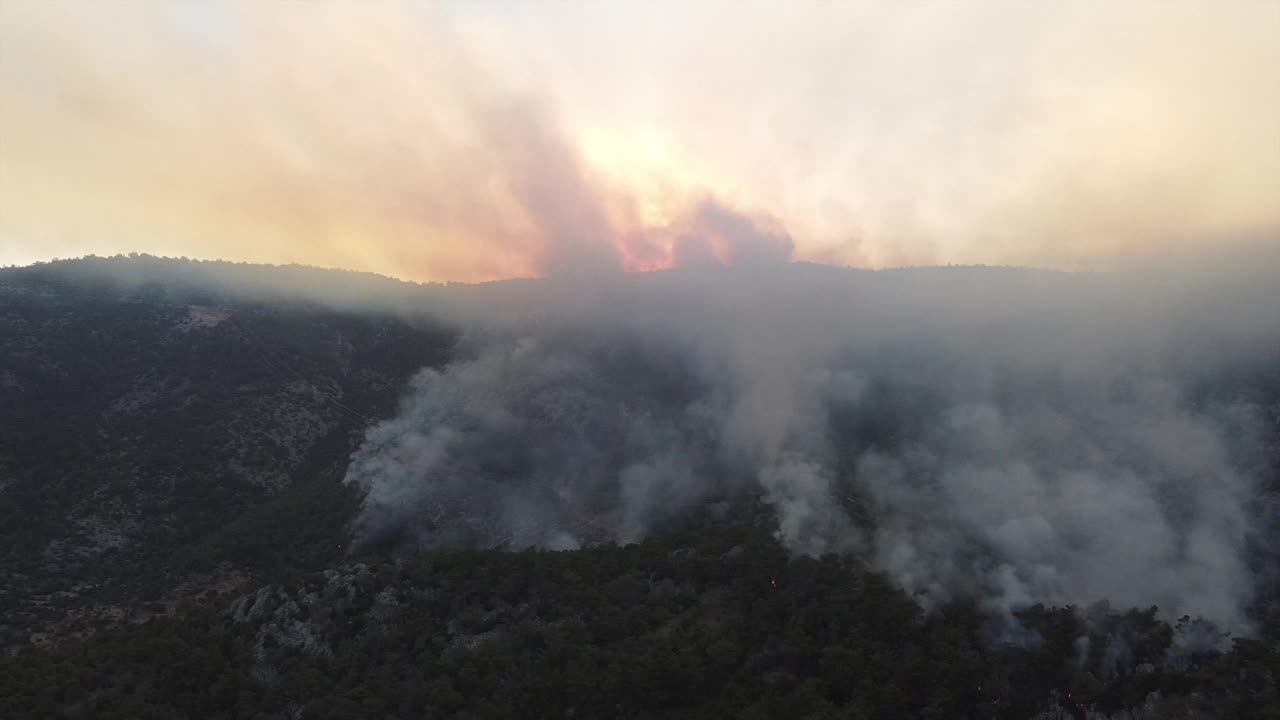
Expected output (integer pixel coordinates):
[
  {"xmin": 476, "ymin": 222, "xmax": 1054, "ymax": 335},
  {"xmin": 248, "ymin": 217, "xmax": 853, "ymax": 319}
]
[{"xmin": 344, "ymin": 254, "xmax": 1280, "ymax": 633}]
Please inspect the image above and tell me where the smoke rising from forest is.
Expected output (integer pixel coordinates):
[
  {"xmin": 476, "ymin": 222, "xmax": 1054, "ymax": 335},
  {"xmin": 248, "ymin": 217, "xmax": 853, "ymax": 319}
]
[{"xmin": 345, "ymin": 254, "xmax": 1280, "ymax": 634}]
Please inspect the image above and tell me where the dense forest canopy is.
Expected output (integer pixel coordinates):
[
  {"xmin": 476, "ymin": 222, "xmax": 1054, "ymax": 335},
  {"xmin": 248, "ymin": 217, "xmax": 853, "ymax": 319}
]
[
  {"xmin": 3, "ymin": 526, "xmax": 1278, "ymax": 720},
  {"xmin": 1, "ymin": 256, "xmax": 1277, "ymax": 719}
]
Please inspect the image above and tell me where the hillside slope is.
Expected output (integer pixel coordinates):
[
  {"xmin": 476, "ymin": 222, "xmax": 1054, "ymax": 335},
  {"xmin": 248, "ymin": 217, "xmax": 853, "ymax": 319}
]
[
  {"xmin": 2, "ymin": 256, "xmax": 1277, "ymax": 719},
  {"xmin": 2, "ymin": 526, "xmax": 1277, "ymax": 720},
  {"xmin": 0, "ymin": 258, "xmax": 454, "ymax": 650}
]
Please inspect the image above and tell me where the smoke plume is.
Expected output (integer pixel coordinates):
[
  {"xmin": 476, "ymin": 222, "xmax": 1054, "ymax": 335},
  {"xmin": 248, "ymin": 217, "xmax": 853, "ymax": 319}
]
[
  {"xmin": 346, "ymin": 255, "xmax": 1280, "ymax": 633},
  {"xmin": 4, "ymin": 3, "xmax": 1278, "ymax": 276}
]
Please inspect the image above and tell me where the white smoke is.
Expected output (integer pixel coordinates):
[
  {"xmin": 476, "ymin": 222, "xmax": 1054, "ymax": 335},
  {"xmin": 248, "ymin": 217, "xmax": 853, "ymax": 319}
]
[{"xmin": 344, "ymin": 254, "xmax": 1280, "ymax": 633}]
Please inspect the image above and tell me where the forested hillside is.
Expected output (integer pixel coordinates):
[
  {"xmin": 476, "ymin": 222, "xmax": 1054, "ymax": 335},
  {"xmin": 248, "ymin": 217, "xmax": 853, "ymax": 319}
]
[
  {"xmin": 1, "ymin": 257, "xmax": 1277, "ymax": 719},
  {"xmin": 0, "ymin": 257, "xmax": 453, "ymax": 650},
  {"xmin": 1, "ymin": 526, "xmax": 1277, "ymax": 720}
]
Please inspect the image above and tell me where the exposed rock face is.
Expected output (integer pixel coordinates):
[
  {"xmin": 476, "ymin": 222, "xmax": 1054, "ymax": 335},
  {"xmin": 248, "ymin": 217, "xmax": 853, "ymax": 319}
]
[{"xmin": 226, "ymin": 563, "xmax": 412, "ymax": 681}]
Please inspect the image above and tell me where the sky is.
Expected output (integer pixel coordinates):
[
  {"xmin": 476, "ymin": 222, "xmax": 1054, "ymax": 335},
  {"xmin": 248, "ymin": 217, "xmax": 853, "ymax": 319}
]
[{"xmin": 2, "ymin": 1, "xmax": 1278, "ymax": 282}]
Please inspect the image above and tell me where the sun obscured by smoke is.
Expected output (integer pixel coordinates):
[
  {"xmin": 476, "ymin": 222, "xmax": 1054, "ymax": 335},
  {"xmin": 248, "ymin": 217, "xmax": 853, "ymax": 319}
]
[
  {"xmin": 0, "ymin": 1, "xmax": 796, "ymax": 281},
  {"xmin": 3, "ymin": 2, "xmax": 1278, "ymax": 278}
]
